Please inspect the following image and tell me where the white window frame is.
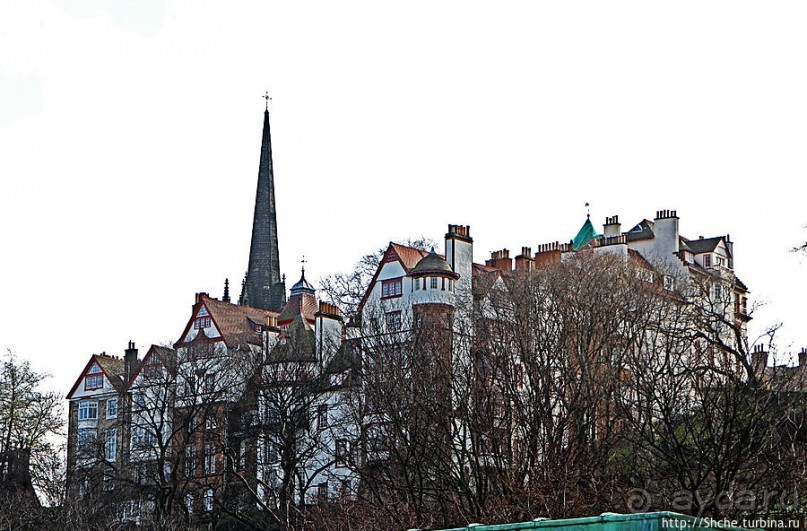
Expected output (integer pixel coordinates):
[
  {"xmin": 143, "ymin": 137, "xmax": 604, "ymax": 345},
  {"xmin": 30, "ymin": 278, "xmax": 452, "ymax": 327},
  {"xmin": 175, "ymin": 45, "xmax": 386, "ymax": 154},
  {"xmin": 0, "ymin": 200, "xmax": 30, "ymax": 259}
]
[
  {"xmin": 105, "ymin": 428, "xmax": 117, "ymax": 461},
  {"xmin": 106, "ymin": 397, "xmax": 118, "ymax": 419},
  {"xmin": 78, "ymin": 400, "xmax": 98, "ymax": 420}
]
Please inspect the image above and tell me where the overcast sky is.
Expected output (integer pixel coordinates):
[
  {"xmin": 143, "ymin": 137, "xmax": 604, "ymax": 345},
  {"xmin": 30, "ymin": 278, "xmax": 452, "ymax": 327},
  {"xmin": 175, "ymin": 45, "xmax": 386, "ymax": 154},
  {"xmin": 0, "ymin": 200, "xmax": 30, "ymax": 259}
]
[{"xmin": 1, "ymin": 1, "xmax": 806, "ymax": 397}]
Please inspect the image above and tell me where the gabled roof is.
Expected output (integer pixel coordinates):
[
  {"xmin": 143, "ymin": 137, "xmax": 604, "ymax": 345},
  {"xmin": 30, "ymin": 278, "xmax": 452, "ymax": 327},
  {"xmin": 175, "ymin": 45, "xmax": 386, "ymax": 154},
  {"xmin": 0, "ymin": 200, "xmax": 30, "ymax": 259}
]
[
  {"xmin": 683, "ymin": 236, "xmax": 723, "ymax": 255},
  {"xmin": 278, "ymin": 292, "xmax": 319, "ymax": 326},
  {"xmin": 176, "ymin": 294, "xmax": 278, "ymax": 348},
  {"xmin": 66, "ymin": 354, "xmax": 126, "ymax": 399},
  {"xmin": 128, "ymin": 345, "xmax": 176, "ymax": 385},
  {"xmin": 625, "ymin": 219, "xmax": 655, "ymax": 242},
  {"xmin": 357, "ymin": 243, "xmax": 430, "ymax": 313}
]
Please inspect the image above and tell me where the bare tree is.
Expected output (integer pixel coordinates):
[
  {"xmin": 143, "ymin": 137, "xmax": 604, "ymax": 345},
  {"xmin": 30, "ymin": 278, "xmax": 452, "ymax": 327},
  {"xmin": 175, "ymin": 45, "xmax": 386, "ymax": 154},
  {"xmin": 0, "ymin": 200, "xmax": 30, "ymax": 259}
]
[
  {"xmin": 0, "ymin": 349, "xmax": 63, "ymax": 502},
  {"xmin": 222, "ymin": 319, "xmax": 350, "ymax": 531}
]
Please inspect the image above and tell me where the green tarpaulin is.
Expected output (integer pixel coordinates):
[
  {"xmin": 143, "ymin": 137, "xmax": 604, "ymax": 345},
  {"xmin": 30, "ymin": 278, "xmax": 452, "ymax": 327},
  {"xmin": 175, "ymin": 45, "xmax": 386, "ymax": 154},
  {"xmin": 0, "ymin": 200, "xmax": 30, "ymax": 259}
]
[{"xmin": 573, "ymin": 217, "xmax": 599, "ymax": 251}]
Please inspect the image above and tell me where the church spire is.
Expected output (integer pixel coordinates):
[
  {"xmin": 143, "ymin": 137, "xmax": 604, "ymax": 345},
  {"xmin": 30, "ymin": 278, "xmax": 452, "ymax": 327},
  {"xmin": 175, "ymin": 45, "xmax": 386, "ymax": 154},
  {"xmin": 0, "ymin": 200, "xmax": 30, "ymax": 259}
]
[{"xmin": 241, "ymin": 96, "xmax": 286, "ymax": 312}]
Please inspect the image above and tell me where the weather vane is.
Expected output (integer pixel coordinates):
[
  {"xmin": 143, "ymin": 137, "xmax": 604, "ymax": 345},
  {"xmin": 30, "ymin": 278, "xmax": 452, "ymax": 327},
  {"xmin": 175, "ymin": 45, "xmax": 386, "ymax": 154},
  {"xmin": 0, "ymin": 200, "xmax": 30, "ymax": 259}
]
[
  {"xmin": 263, "ymin": 91, "xmax": 271, "ymax": 111},
  {"xmin": 585, "ymin": 202, "xmax": 590, "ymax": 219},
  {"xmin": 301, "ymin": 254, "xmax": 307, "ymax": 274}
]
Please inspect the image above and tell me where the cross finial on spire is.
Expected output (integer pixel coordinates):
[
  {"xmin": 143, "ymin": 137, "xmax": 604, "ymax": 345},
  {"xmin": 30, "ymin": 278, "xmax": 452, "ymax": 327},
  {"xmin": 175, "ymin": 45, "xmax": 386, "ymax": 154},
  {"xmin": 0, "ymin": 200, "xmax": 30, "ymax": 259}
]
[
  {"xmin": 263, "ymin": 91, "xmax": 271, "ymax": 111},
  {"xmin": 301, "ymin": 255, "xmax": 307, "ymax": 275}
]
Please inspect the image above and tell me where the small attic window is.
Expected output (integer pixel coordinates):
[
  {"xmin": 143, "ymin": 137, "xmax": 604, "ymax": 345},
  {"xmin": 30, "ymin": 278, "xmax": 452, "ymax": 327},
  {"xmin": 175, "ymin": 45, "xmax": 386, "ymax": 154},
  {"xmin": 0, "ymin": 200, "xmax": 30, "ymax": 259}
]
[
  {"xmin": 194, "ymin": 316, "xmax": 211, "ymax": 329},
  {"xmin": 85, "ymin": 369, "xmax": 103, "ymax": 391},
  {"xmin": 253, "ymin": 323, "xmax": 262, "ymax": 333},
  {"xmin": 702, "ymin": 254, "xmax": 712, "ymax": 268}
]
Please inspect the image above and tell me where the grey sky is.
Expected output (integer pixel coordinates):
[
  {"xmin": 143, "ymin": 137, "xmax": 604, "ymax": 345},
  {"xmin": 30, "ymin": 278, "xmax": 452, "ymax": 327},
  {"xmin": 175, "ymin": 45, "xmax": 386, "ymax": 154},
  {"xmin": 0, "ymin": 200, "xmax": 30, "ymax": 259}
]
[{"xmin": 1, "ymin": 1, "xmax": 805, "ymax": 398}]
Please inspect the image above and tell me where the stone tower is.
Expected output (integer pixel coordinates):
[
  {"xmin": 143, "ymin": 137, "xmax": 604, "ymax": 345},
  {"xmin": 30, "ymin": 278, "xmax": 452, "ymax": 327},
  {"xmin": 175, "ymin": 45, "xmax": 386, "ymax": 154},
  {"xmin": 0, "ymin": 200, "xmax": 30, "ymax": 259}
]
[{"xmin": 240, "ymin": 106, "xmax": 286, "ymax": 312}]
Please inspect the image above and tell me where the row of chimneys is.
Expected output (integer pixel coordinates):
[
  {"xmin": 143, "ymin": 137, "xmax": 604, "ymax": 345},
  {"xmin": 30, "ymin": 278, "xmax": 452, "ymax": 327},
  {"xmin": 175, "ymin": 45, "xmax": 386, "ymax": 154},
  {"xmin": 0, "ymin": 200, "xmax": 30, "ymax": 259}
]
[
  {"xmin": 751, "ymin": 344, "xmax": 807, "ymax": 372},
  {"xmin": 485, "ymin": 235, "xmax": 630, "ymax": 273}
]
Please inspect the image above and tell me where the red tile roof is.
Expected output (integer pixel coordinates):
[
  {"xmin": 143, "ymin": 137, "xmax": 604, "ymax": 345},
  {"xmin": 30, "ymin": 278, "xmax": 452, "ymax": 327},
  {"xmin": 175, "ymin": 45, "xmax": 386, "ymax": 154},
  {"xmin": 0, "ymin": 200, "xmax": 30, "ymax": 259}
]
[
  {"xmin": 278, "ymin": 292, "xmax": 319, "ymax": 326},
  {"xmin": 177, "ymin": 295, "xmax": 278, "ymax": 348},
  {"xmin": 388, "ymin": 243, "xmax": 430, "ymax": 272}
]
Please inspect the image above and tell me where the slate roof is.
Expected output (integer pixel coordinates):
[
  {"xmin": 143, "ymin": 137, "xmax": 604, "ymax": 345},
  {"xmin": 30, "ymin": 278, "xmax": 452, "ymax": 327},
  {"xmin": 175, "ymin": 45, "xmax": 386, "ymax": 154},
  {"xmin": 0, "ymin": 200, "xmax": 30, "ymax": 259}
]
[
  {"xmin": 267, "ymin": 314, "xmax": 317, "ymax": 363},
  {"xmin": 683, "ymin": 236, "xmax": 723, "ymax": 255},
  {"xmin": 624, "ymin": 219, "xmax": 655, "ymax": 242}
]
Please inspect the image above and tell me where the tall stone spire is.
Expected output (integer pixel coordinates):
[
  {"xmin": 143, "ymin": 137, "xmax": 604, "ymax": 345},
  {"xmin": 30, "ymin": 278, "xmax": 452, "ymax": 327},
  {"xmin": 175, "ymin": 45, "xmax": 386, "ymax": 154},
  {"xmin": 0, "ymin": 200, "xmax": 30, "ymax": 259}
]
[{"xmin": 241, "ymin": 100, "xmax": 286, "ymax": 312}]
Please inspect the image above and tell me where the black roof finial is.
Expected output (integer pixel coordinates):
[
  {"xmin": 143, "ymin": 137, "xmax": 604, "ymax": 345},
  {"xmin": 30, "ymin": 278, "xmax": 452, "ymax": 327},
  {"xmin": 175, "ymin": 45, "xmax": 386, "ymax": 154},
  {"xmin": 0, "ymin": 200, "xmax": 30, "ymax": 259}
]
[
  {"xmin": 223, "ymin": 278, "xmax": 231, "ymax": 303},
  {"xmin": 263, "ymin": 91, "xmax": 271, "ymax": 111},
  {"xmin": 585, "ymin": 202, "xmax": 591, "ymax": 219}
]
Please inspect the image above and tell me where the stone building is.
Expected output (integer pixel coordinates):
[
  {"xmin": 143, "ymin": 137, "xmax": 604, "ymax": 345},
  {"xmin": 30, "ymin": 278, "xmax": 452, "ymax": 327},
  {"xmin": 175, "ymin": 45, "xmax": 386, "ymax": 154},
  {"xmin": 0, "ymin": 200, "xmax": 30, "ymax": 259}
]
[{"xmin": 67, "ymin": 99, "xmax": 790, "ymax": 526}]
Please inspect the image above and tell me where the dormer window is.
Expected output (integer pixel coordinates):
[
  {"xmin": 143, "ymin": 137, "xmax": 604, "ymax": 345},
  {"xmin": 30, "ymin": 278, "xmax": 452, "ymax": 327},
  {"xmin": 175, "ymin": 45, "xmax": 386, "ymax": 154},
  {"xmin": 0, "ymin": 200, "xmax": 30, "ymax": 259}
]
[
  {"xmin": 702, "ymin": 254, "xmax": 712, "ymax": 268},
  {"xmin": 85, "ymin": 372, "xmax": 103, "ymax": 391},
  {"xmin": 381, "ymin": 278, "xmax": 402, "ymax": 299},
  {"xmin": 194, "ymin": 316, "xmax": 211, "ymax": 329}
]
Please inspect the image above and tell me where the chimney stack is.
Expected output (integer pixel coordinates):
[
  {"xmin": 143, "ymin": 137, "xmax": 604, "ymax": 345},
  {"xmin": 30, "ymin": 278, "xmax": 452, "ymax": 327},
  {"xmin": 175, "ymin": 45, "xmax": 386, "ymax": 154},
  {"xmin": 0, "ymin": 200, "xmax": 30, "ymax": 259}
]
[
  {"xmin": 486, "ymin": 249, "xmax": 512, "ymax": 272},
  {"xmin": 653, "ymin": 209, "xmax": 680, "ymax": 265},
  {"xmin": 445, "ymin": 224, "xmax": 473, "ymax": 297},
  {"xmin": 195, "ymin": 292, "xmax": 209, "ymax": 304},
  {"xmin": 799, "ymin": 347, "xmax": 807, "ymax": 368},
  {"xmin": 515, "ymin": 247, "xmax": 534, "ymax": 271},
  {"xmin": 603, "ymin": 215, "xmax": 621, "ymax": 237},
  {"xmin": 751, "ymin": 344, "xmax": 768, "ymax": 376},
  {"xmin": 124, "ymin": 340, "xmax": 138, "ymax": 382},
  {"xmin": 265, "ymin": 314, "xmax": 278, "ymax": 329}
]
